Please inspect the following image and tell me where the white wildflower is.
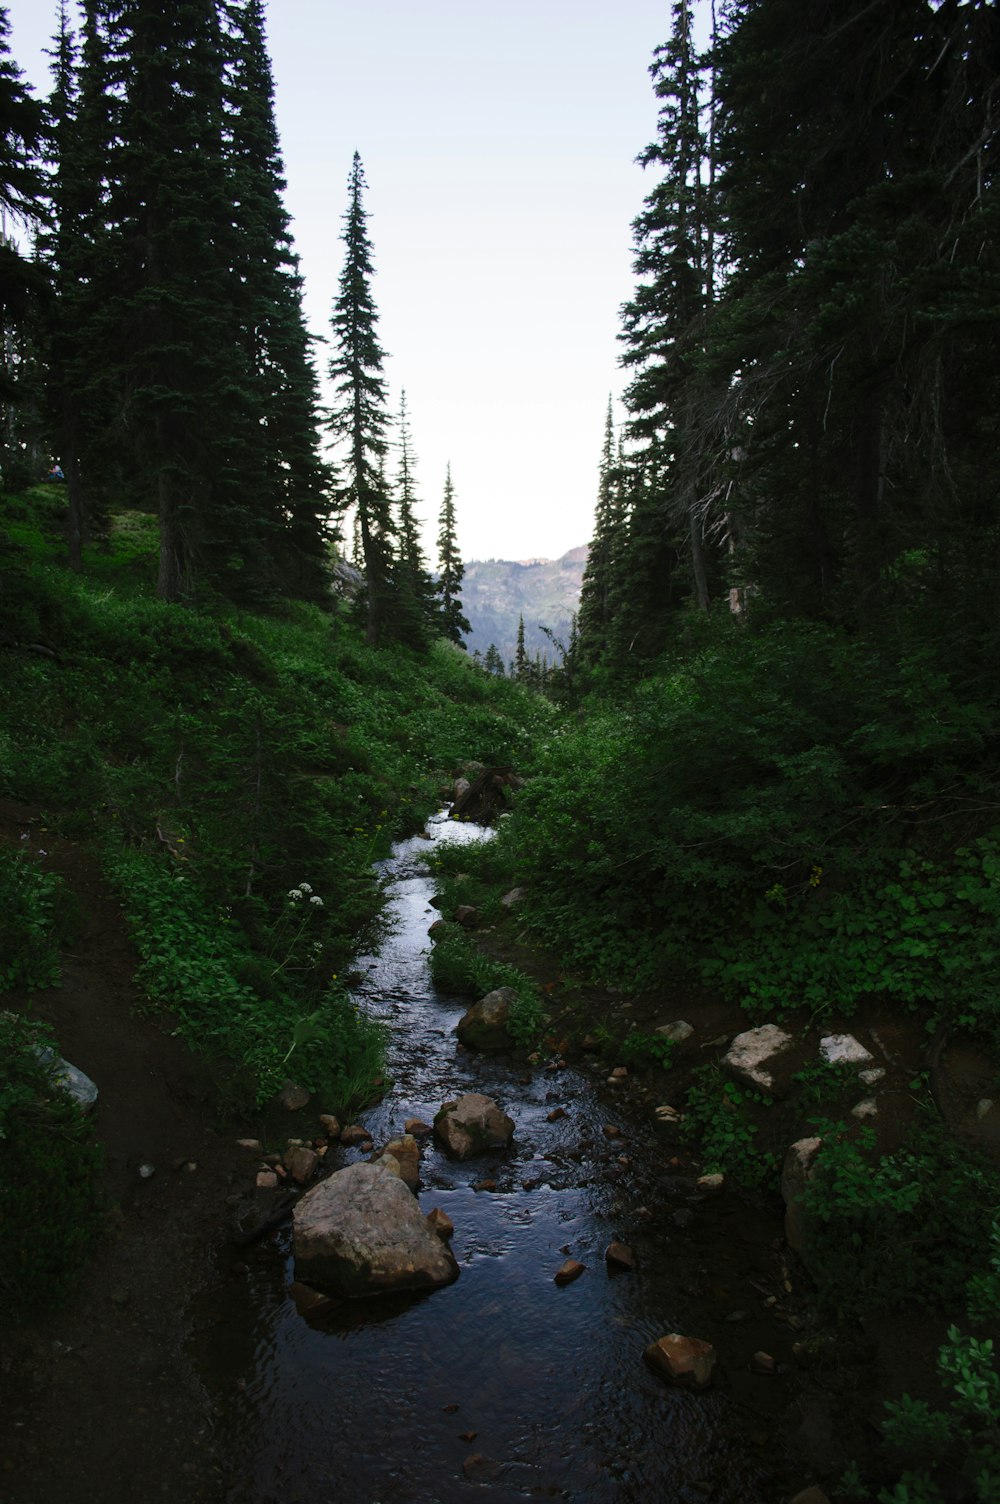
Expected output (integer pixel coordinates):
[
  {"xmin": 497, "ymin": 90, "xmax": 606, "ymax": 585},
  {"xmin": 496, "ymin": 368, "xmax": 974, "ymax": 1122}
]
[
  {"xmin": 299, "ymin": 882, "xmax": 313, "ymax": 894},
  {"xmin": 288, "ymin": 888, "xmax": 303, "ymax": 900},
  {"xmin": 310, "ymin": 895, "xmax": 324, "ymax": 907}
]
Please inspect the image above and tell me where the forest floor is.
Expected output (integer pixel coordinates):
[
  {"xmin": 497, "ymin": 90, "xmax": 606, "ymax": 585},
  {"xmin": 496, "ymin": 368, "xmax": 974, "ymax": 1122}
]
[{"xmin": 1, "ymin": 797, "xmax": 996, "ymax": 1503}]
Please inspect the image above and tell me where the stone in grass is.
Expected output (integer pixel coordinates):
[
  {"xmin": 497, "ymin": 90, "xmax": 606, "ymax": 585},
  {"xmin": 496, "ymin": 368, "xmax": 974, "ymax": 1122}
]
[
  {"xmin": 819, "ymin": 1034, "xmax": 874, "ymax": 1068},
  {"xmin": 722, "ymin": 1025, "xmax": 795, "ymax": 1095},
  {"xmin": 434, "ymin": 1094, "xmax": 514, "ymax": 1160},
  {"xmin": 655, "ymin": 1020, "xmax": 694, "ymax": 1044},
  {"xmin": 35, "ymin": 1048, "xmax": 98, "ymax": 1113},
  {"xmin": 644, "ymin": 1333, "xmax": 716, "ymax": 1390},
  {"xmin": 276, "ymin": 1080, "xmax": 310, "ymax": 1112}
]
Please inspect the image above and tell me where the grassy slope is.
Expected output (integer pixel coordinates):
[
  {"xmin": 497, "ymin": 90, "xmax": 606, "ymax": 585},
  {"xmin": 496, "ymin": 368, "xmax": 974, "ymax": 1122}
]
[{"xmin": 1, "ymin": 486, "xmax": 550, "ymax": 1107}]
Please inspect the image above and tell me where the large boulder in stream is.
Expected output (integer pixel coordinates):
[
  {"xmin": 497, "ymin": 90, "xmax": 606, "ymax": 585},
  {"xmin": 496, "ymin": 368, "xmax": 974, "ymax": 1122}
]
[
  {"xmin": 292, "ymin": 1161, "xmax": 459, "ymax": 1298},
  {"xmin": 434, "ymin": 1093, "xmax": 515, "ymax": 1159},
  {"xmin": 455, "ymin": 987, "xmax": 518, "ymax": 1053}
]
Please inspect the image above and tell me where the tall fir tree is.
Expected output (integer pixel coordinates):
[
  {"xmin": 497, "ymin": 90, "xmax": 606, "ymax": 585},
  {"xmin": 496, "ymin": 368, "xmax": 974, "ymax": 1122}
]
[
  {"xmin": 576, "ymin": 396, "xmax": 624, "ymax": 667},
  {"xmin": 223, "ymin": 0, "xmax": 330, "ymax": 599},
  {"xmin": 0, "ymin": 2, "xmax": 46, "ymax": 485},
  {"xmin": 435, "ymin": 462, "xmax": 470, "ymax": 645},
  {"xmin": 327, "ymin": 151, "xmax": 395, "ymax": 646},
  {"xmin": 388, "ymin": 389, "xmax": 436, "ymax": 647},
  {"xmin": 619, "ymin": 0, "xmax": 721, "ymax": 621},
  {"xmin": 98, "ymin": 0, "xmax": 263, "ymax": 600}
]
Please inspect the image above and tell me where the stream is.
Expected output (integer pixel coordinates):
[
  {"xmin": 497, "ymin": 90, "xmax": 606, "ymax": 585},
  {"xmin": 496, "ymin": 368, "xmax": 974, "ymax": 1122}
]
[{"xmin": 193, "ymin": 812, "xmax": 800, "ymax": 1504}]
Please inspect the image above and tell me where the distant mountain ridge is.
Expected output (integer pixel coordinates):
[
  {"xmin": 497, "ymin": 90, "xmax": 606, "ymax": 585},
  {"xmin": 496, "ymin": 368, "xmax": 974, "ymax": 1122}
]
[{"xmin": 461, "ymin": 544, "xmax": 588, "ymax": 670}]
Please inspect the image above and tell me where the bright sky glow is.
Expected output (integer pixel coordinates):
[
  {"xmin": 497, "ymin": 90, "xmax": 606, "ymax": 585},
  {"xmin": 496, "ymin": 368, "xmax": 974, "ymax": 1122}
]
[{"xmin": 4, "ymin": 0, "xmax": 674, "ymax": 562}]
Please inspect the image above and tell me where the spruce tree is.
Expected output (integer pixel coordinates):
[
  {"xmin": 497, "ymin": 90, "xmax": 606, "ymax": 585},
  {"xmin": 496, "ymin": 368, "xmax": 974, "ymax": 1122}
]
[
  {"xmin": 435, "ymin": 462, "xmax": 470, "ymax": 645},
  {"xmin": 100, "ymin": 0, "xmax": 262, "ymax": 600},
  {"xmin": 223, "ymin": 0, "xmax": 330, "ymax": 599},
  {"xmin": 0, "ymin": 3, "xmax": 46, "ymax": 482},
  {"xmin": 389, "ymin": 389, "xmax": 436, "ymax": 647},
  {"xmin": 327, "ymin": 151, "xmax": 395, "ymax": 646},
  {"xmin": 514, "ymin": 614, "xmax": 528, "ymax": 681},
  {"xmin": 576, "ymin": 397, "xmax": 624, "ymax": 667},
  {"xmin": 619, "ymin": 0, "xmax": 722, "ymax": 618}
]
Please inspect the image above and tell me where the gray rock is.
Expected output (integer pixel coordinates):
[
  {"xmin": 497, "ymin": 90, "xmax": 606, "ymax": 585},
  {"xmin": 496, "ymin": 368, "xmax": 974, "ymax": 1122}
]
[
  {"xmin": 434, "ymin": 1093, "xmax": 514, "ymax": 1159},
  {"xmin": 722, "ymin": 1024, "xmax": 796, "ymax": 1094},
  {"xmin": 36, "ymin": 1048, "xmax": 98, "ymax": 1112},
  {"xmin": 851, "ymin": 1098, "xmax": 878, "ymax": 1120},
  {"xmin": 819, "ymin": 1033, "xmax": 874, "ymax": 1067},
  {"xmin": 292, "ymin": 1161, "xmax": 459, "ymax": 1298},
  {"xmin": 455, "ymin": 987, "xmax": 517, "ymax": 1053},
  {"xmin": 500, "ymin": 887, "xmax": 527, "ymax": 908},
  {"xmin": 655, "ymin": 1020, "xmax": 694, "ymax": 1044}
]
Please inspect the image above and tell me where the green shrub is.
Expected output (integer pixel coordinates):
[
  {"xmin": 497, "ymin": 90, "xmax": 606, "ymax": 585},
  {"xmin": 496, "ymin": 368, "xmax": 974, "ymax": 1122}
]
[
  {"xmin": 0, "ymin": 848, "xmax": 66, "ymax": 992},
  {"xmin": 679, "ymin": 1065, "xmax": 779, "ymax": 1189},
  {"xmin": 0, "ymin": 1013, "xmax": 104, "ymax": 1314},
  {"xmin": 428, "ymin": 928, "xmax": 546, "ymax": 1046},
  {"xmin": 802, "ymin": 1120, "xmax": 1000, "ymax": 1316}
]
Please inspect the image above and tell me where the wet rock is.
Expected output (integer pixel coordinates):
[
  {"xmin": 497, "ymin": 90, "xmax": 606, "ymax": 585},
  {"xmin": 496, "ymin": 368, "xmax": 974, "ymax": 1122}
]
[
  {"xmin": 547, "ymin": 1107, "xmax": 568, "ymax": 1122},
  {"xmin": 722, "ymin": 1025, "xmax": 796, "ymax": 1095},
  {"xmin": 371, "ymin": 1134, "xmax": 420, "ymax": 1192},
  {"xmin": 643, "ymin": 1333, "xmax": 716, "ymax": 1389},
  {"xmin": 819, "ymin": 1034, "xmax": 874, "ymax": 1067},
  {"xmin": 463, "ymin": 1454, "xmax": 501, "ymax": 1481},
  {"xmin": 287, "ymin": 1281, "xmax": 336, "ymax": 1320},
  {"xmin": 434, "ymin": 1093, "xmax": 515, "ymax": 1160},
  {"xmin": 454, "ymin": 905, "xmax": 478, "ymax": 928},
  {"xmin": 605, "ymin": 1241, "xmax": 636, "ymax": 1272},
  {"xmin": 339, "ymin": 1124, "xmax": 370, "ymax": 1148},
  {"xmin": 554, "ymin": 1259, "xmax": 586, "ymax": 1285},
  {"xmin": 455, "ymin": 988, "xmax": 518, "ymax": 1053},
  {"xmin": 293, "ymin": 1161, "xmax": 459, "ymax": 1297},
  {"xmin": 427, "ymin": 919, "xmax": 450, "ymax": 939},
  {"xmin": 697, "ymin": 1173, "xmax": 725, "ymax": 1194},
  {"xmin": 276, "ymin": 1080, "xmax": 311, "ymax": 1112},
  {"xmin": 655, "ymin": 1020, "xmax": 694, "ymax": 1044},
  {"xmin": 426, "ymin": 1208, "xmax": 454, "ymax": 1240},
  {"xmin": 603, "ymin": 1123, "xmax": 625, "ymax": 1138},
  {"xmin": 283, "ymin": 1146, "xmax": 319, "ymax": 1185},
  {"xmin": 404, "ymin": 1117, "xmax": 433, "ymax": 1137},
  {"xmin": 782, "ymin": 1137, "xmax": 823, "ymax": 1254},
  {"xmin": 319, "ymin": 1114, "xmax": 341, "ymax": 1139}
]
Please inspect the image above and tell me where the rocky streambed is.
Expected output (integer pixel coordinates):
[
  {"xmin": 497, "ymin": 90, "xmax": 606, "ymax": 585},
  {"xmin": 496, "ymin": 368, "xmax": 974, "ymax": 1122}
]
[{"xmin": 192, "ymin": 813, "xmax": 820, "ymax": 1504}]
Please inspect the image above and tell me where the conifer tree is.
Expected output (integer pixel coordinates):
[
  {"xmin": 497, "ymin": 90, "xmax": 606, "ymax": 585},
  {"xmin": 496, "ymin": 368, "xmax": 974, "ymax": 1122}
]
[
  {"xmin": 514, "ymin": 614, "xmax": 528, "ymax": 681},
  {"xmin": 99, "ymin": 0, "xmax": 262, "ymax": 600},
  {"xmin": 223, "ymin": 0, "xmax": 330, "ymax": 598},
  {"xmin": 389, "ymin": 389, "xmax": 436, "ymax": 647},
  {"xmin": 0, "ymin": 3, "xmax": 46, "ymax": 483},
  {"xmin": 327, "ymin": 151, "xmax": 395, "ymax": 645},
  {"xmin": 435, "ymin": 462, "xmax": 470, "ymax": 645},
  {"xmin": 576, "ymin": 396, "xmax": 623, "ymax": 666},
  {"xmin": 619, "ymin": 0, "xmax": 722, "ymax": 618}
]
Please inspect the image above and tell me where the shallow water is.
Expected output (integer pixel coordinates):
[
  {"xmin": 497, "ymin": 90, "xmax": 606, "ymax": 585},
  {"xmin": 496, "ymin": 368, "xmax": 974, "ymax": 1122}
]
[{"xmin": 193, "ymin": 813, "xmax": 793, "ymax": 1504}]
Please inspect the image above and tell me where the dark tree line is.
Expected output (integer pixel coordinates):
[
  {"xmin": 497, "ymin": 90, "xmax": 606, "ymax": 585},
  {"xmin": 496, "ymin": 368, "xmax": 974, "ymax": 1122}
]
[
  {"xmin": 0, "ymin": 1, "xmax": 469, "ymax": 648},
  {"xmin": 577, "ymin": 0, "xmax": 999, "ymax": 675}
]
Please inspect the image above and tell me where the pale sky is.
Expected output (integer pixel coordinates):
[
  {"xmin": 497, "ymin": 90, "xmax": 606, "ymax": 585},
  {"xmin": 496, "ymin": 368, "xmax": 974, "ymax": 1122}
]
[{"xmin": 4, "ymin": 0, "xmax": 676, "ymax": 562}]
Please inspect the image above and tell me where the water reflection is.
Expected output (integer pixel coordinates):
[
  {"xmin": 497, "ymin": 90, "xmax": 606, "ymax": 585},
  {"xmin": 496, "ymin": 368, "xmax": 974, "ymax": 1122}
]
[{"xmin": 193, "ymin": 812, "xmax": 788, "ymax": 1503}]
